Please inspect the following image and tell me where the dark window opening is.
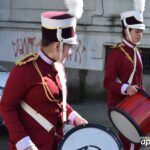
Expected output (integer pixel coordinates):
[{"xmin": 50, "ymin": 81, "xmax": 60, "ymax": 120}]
[{"xmin": 141, "ymin": 48, "xmax": 150, "ymax": 74}]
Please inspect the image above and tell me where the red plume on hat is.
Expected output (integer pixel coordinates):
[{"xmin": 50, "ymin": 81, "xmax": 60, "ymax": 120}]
[
  {"xmin": 41, "ymin": 0, "xmax": 84, "ymax": 44},
  {"xmin": 121, "ymin": 0, "xmax": 146, "ymax": 30}
]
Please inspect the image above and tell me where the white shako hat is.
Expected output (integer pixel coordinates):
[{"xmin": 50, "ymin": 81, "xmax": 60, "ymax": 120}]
[
  {"xmin": 41, "ymin": 0, "xmax": 83, "ymax": 45},
  {"xmin": 121, "ymin": 0, "xmax": 146, "ymax": 30}
]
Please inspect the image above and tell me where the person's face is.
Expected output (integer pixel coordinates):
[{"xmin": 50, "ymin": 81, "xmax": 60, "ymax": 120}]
[
  {"xmin": 54, "ymin": 43, "xmax": 73, "ymax": 62},
  {"xmin": 126, "ymin": 29, "xmax": 144, "ymax": 44},
  {"xmin": 62, "ymin": 43, "xmax": 73, "ymax": 60}
]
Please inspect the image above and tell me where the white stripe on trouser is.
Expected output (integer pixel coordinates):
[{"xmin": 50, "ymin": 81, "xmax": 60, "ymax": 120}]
[{"xmin": 20, "ymin": 101, "xmax": 53, "ymax": 132}]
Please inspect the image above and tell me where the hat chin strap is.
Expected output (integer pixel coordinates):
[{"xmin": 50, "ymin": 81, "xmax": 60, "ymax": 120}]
[
  {"xmin": 56, "ymin": 28, "xmax": 67, "ymax": 122},
  {"xmin": 123, "ymin": 18, "xmax": 133, "ymax": 44},
  {"xmin": 56, "ymin": 28, "xmax": 77, "ymax": 62},
  {"xmin": 57, "ymin": 28, "xmax": 77, "ymax": 44},
  {"xmin": 59, "ymin": 42, "xmax": 63, "ymax": 63},
  {"xmin": 127, "ymin": 27, "xmax": 133, "ymax": 44},
  {"xmin": 123, "ymin": 19, "xmax": 140, "ymax": 45},
  {"xmin": 56, "ymin": 28, "xmax": 64, "ymax": 62},
  {"xmin": 127, "ymin": 27, "xmax": 140, "ymax": 45}
]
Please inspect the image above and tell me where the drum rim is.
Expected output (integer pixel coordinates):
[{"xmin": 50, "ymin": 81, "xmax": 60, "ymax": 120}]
[
  {"xmin": 109, "ymin": 108, "xmax": 143, "ymax": 143},
  {"xmin": 138, "ymin": 89, "xmax": 150, "ymax": 98},
  {"xmin": 57, "ymin": 123, "xmax": 123, "ymax": 150}
]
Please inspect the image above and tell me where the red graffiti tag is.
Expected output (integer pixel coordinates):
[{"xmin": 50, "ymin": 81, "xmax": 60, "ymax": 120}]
[
  {"xmin": 67, "ymin": 39, "xmax": 87, "ymax": 64},
  {"xmin": 12, "ymin": 37, "xmax": 37, "ymax": 58}
]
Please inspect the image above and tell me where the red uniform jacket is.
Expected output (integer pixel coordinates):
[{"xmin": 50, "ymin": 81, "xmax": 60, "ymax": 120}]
[
  {"xmin": 103, "ymin": 39, "xmax": 143, "ymax": 108},
  {"xmin": 0, "ymin": 53, "xmax": 74, "ymax": 150}
]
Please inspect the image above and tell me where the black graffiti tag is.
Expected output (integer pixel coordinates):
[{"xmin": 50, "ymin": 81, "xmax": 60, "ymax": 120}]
[{"xmin": 77, "ymin": 145, "xmax": 101, "ymax": 150}]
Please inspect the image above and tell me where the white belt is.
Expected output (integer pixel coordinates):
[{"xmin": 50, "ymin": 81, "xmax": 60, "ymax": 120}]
[{"xmin": 20, "ymin": 101, "xmax": 53, "ymax": 132}]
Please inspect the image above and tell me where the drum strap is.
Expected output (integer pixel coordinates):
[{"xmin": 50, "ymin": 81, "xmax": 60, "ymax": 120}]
[
  {"xmin": 54, "ymin": 62, "xmax": 67, "ymax": 123},
  {"xmin": 128, "ymin": 47, "xmax": 137, "ymax": 85},
  {"xmin": 20, "ymin": 101, "xmax": 54, "ymax": 132},
  {"xmin": 130, "ymin": 143, "xmax": 135, "ymax": 150},
  {"xmin": 120, "ymin": 47, "xmax": 137, "ymax": 85}
]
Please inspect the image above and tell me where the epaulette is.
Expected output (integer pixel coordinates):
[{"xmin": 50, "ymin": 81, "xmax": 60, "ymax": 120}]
[
  {"xmin": 16, "ymin": 53, "xmax": 39, "ymax": 66},
  {"xmin": 111, "ymin": 42, "xmax": 125, "ymax": 49}
]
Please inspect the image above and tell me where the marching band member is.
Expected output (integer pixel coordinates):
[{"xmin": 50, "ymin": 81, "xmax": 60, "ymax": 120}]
[
  {"xmin": 103, "ymin": 0, "xmax": 146, "ymax": 149},
  {"xmin": 0, "ymin": 0, "xmax": 87, "ymax": 149}
]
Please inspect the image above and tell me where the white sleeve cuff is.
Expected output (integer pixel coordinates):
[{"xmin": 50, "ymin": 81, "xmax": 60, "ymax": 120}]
[
  {"xmin": 121, "ymin": 83, "xmax": 129, "ymax": 95},
  {"xmin": 16, "ymin": 136, "xmax": 35, "ymax": 150},
  {"xmin": 68, "ymin": 111, "xmax": 80, "ymax": 125}
]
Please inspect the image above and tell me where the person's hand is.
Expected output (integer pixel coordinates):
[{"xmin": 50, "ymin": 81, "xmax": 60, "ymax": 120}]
[
  {"xmin": 24, "ymin": 145, "xmax": 38, "ymax": 150},
  {"xmin": 126, "ymin": 85, "xmax": 139, "ymax": 96},
  {"xmin": 74, "ymin": 116, "xmax": 88, "ymax": 126}
]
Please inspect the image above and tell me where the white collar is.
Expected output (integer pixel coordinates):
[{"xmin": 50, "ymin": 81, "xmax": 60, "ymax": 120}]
[
  {"xmin": 38, "ymin": 50, "xmax": 53, "ymax": 65},
  {"xmin": 123, "ymin": 39, "xmax": 134, "ymax": 48}
]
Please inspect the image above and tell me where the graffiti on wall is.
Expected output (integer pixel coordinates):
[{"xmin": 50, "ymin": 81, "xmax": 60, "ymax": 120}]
[
  {"xmin": 12, "ymin": 37, "xmax": 40, "ymax": 58},
  {"xmin": 67, "ymin": 39, "xmax": 87, "ymax": 64},
  {"xmin": 12, "ymin": 37, "xmax": 87, "ymax": 64}
]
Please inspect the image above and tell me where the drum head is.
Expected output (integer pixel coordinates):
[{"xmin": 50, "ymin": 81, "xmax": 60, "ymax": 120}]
[
  {"xmin": 109, "ymin": 109, "xmax": 142, "ymax": 143},
  {"xmin": 109, "ymin": 90, "xmax": 150, "ymax": 143},
  {"xmin": 58, "ymin": 123, "xmax": 123, "ymax": 150}
]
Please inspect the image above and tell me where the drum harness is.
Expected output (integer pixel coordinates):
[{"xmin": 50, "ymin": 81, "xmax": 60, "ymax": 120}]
[{"xmin": 120, "ymin": 45, "xmax": 142, "ymax": 85}]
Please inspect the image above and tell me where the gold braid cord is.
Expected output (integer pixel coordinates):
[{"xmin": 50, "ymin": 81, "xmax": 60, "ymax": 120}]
[
  {"xmin": 32, "ymin": 61, "xmax": 59, "ymax": 103},
  {"xmin": 120, "ymin": 46, "xmax": 134, "ymax": 64},
  {"xmin": 111, "ymin": 42, "xmax": 137, "ymax": 64},
  {"xmin": 111, "ymin": 42, "xmax": 124, "ymax": 49},
  {"xmin": 111, "ymin": 43, "xmax": 134, "ymax": 64}
]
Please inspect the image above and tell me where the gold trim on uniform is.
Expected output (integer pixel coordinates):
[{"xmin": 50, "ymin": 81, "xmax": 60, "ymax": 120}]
[
  {"xmin": 42, "ymin": 26, "xmax": 71, "ymax": 30},
  {"xmin": 111, "ymin": 42, "xmax": 139, "ymax": 64},
  {"xmin": 120, "ymin": 47, "xmax": 134, "ymax": 64},
  {"xmin": 16, "ymin": 53, "xmax": 39, "ymax": 66},
  {"xmin": 120, "ymin": 46, "xmax": 139, "ymax": 64},
  {"xmin": 32, "ymin": 61, "xmax": 60, "ymax": 103},
  {"xmin": 111, "ymin": 42, "xmax": 125, "ymax": 49}
]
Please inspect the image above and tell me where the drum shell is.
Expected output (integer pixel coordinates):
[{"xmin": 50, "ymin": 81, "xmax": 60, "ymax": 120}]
[
  {"xmin": 117, "ymin": 91, "xmax": 150, "ymax": 136},
  {"xmin": 109, "ymin": 89, "xmax": 150, "ymax": 144}
]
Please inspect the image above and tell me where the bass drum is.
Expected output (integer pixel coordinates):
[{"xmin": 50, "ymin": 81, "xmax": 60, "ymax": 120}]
[
  {"xmin": 109, "ymin": 89, "xmax": 150, "ymax": 143},
  {"xmin": 58, "ymin": 123, "xmax": 123, "ymax": 150}
]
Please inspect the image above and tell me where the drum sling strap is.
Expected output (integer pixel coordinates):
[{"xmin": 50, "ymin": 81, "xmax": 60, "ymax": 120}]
[
  {"xmin": 128, "ymin": 47, "xmax": 137, "ymax": 85},
  {"xmin": 20, "ymin": 100, "xmax": 53, "ymax": 132},
  {"xmin": 120, "ymin": 47, "xmax": 139, "ymax": 85}
]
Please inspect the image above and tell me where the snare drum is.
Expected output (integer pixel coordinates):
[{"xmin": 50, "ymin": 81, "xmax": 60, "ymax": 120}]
[
  {"xmin": 58, "ymin": 123, "xmax": 123, "ymax": 150},
  {"xmin": 109, "ymin": 89, "xmax": 150, "ymax": 143}
]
